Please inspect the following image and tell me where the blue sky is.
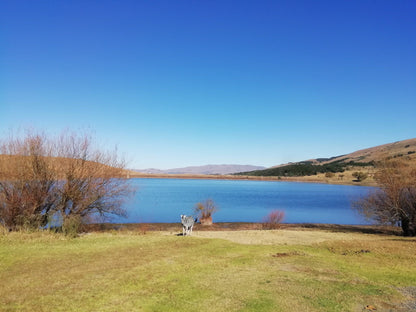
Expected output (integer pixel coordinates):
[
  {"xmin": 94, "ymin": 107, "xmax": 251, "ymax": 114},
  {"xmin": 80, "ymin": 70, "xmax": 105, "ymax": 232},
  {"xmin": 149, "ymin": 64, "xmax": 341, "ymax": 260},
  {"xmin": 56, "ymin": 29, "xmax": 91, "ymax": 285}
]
[{"xmin": 1, "ymin": 0, "xmax": 415, "ymax": 169}]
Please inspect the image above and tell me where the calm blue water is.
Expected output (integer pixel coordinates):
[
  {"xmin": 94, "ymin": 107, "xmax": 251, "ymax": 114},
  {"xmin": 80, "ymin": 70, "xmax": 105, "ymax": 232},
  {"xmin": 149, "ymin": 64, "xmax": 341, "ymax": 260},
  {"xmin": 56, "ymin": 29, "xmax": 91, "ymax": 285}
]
[{"xmin": 111, "ymin": 178, "xmax": 374, "ymax": 225}]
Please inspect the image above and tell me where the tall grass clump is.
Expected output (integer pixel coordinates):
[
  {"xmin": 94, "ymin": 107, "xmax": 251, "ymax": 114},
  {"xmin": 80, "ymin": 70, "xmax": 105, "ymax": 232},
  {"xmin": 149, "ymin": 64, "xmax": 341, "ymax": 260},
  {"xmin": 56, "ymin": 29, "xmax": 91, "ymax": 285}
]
[{"xmin": 61, "ymin": 215, "xmax": 83, "ymax": 238}]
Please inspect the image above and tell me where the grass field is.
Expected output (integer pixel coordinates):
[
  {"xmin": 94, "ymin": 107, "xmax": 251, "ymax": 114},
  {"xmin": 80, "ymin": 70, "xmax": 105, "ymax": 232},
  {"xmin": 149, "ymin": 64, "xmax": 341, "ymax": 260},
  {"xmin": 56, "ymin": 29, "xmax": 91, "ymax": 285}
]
[{"xmin": 1, "ymin": 227, "xmax": 415, "ymax": 311}]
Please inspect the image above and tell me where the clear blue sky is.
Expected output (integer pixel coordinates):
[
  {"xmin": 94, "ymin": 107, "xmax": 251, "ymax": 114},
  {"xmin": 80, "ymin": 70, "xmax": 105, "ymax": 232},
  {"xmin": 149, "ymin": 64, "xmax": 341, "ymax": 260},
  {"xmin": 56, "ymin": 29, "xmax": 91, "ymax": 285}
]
[{"xmin": 1, "ymin": 0, "xmax": 415, "ymax": 169}]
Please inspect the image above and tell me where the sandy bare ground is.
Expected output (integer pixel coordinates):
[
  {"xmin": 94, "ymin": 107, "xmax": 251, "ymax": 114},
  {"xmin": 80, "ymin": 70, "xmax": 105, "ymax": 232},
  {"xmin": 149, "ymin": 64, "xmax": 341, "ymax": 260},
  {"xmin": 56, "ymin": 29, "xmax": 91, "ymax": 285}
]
[
  {"xmin": 190, "ymin": 229, "xmax": 387, "ymax": 245},
  {"xmin": 87, "ymin": 223, "xmax": 401, "ymax": 245}
]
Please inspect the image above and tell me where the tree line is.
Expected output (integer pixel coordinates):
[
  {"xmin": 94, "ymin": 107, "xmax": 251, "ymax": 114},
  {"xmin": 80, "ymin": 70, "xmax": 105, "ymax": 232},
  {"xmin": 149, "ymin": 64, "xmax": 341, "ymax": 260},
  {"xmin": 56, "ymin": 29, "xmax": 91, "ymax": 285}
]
[{"xmin": 235, "ymin": 160, "xmax": 374, "ymax": 177}]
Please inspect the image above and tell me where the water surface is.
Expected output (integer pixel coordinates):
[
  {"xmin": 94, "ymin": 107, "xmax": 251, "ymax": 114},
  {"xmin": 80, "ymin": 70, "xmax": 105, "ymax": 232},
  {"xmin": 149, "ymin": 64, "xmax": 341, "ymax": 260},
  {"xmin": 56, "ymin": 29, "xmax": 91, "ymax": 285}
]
[{"xmin": 112, "ymin": 178, "xmax": 373, "ymax": 224}]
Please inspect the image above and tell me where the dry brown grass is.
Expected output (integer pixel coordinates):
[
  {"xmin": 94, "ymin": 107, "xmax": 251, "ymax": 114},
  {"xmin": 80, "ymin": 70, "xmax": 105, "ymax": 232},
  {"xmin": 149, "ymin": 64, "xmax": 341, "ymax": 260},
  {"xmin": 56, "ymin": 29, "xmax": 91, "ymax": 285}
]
[{"xmin": 191, "ymin": 228, "xmax": 388, "ymax": 245}]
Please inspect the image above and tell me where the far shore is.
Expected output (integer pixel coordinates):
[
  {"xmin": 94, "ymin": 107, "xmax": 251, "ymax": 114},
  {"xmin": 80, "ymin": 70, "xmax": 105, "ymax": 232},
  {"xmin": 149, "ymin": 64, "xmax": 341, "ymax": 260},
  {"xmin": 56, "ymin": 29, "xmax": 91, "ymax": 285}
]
[{"xmin": 126, "ymin": 172, "xmax": 378, "ymax": 187}]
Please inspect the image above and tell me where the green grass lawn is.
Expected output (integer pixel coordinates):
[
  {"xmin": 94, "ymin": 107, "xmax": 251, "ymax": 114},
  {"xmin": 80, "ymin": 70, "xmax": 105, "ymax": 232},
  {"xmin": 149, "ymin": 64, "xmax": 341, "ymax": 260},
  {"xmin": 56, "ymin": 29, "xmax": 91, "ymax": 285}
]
[{"xmin": 1, "ymin": 229, "xmax": 415, "ymax": 311}]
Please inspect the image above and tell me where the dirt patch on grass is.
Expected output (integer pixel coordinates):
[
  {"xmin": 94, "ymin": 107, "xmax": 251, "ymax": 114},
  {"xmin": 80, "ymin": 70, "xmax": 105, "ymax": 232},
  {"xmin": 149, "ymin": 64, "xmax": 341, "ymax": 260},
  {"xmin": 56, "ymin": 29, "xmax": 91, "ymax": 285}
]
[
  {"xmin": 398, "ymin": 287, "xmax": 416, "ymax": 311},
  {"xmin": 192, "ymin": 229, "xmax": 386, "ymax": 245}
]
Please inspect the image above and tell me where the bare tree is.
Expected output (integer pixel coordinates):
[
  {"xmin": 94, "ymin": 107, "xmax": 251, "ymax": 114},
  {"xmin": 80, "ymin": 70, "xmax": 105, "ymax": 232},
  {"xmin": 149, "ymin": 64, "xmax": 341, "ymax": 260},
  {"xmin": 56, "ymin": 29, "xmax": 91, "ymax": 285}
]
[
  {"xmin": 54, "ymin": 133, "xmax": 132, "ymax": 222},
  {"xmin": 0, "ymin": 130, "xmax": 135, "ymax": 231},
  {"xmin": 0, "ymin": 132, "xmax": 57, "ymax": 229},
  {"xmin": 262, "ymin": 210, "xmax": 285, "ymax": 230},
  {"xmin": 353, "ymin": 160, "xmax": 416, "ymax": 236}
]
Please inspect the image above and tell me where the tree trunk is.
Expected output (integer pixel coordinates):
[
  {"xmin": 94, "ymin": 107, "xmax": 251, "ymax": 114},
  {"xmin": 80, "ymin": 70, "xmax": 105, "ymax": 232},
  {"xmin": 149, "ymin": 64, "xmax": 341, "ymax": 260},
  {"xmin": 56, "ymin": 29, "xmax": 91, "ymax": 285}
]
[{"xmin": 401, "ymin": 217, "xmax": 414, "ymax": 236}]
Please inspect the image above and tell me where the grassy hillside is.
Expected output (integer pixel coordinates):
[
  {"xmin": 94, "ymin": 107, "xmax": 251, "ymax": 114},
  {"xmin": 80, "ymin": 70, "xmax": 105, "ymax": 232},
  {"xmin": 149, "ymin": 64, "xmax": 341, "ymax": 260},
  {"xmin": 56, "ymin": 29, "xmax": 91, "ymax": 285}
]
[
  {"xmin": 235, "ymin": 160, "xmax": 373, "ymax": 177},
  {"xmin": 0, "ymin": 154, "xmax": 131, "ymax": 179},
  {"xmin": 312, "ymin": 138, "xmax": 416, "ymax": 164},
  {"xmin": 236, "ymin": 138, "xmax": 416, "ymax": 183}
]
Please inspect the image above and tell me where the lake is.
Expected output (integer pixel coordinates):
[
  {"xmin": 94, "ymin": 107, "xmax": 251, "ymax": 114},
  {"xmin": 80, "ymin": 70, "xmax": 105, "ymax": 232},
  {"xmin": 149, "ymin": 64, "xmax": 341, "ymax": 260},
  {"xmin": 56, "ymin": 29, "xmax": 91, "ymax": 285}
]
[{"xmin": 111, "ymin": 178, "xmax": 375, "ymax": 225}]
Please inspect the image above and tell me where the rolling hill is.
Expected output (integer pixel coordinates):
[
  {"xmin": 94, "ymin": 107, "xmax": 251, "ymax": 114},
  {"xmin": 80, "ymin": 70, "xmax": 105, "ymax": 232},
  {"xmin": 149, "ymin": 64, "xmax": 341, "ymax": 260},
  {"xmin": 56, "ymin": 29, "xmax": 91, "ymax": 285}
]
[
  {"xmin": 236, "ymin": 138, "xmax": 416, "ymax": 177},
  {"xmin": 307, "ymin": 138, "xmax": 416, "ymax": 165}
]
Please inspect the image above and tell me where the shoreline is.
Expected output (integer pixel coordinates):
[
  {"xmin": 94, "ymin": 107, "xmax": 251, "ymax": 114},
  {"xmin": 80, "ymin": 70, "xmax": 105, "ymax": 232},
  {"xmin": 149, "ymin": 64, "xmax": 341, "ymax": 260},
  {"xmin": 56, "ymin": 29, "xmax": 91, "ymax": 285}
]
[{"xmin": 127, "ymin": 172, "xmax": 378, "ymax": 187}]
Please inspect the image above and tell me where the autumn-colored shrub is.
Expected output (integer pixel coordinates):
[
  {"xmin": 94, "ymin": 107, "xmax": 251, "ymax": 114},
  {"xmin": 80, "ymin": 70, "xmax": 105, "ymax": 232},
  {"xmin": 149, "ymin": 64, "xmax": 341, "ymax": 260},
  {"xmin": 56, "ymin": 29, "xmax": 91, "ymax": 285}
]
[
  {"xmin": 262, "ymin": 210, "xmax": 285, "ymax": 229},
  {"xmin": 194, "ymin": 199, "xmax": 218, "ymax": 225}
]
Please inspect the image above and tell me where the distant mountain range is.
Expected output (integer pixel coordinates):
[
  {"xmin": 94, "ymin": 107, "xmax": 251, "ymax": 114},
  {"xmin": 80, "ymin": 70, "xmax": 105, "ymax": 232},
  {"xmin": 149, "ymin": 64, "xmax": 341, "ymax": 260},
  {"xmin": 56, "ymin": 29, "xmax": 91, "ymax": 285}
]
[
  {"xmin": 133, "ymin": 138, "xmax": 416, "ymax": 177},
  {"xmin": 134, "ymin": 164, "xmax": 266, "ymax": 175}
]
